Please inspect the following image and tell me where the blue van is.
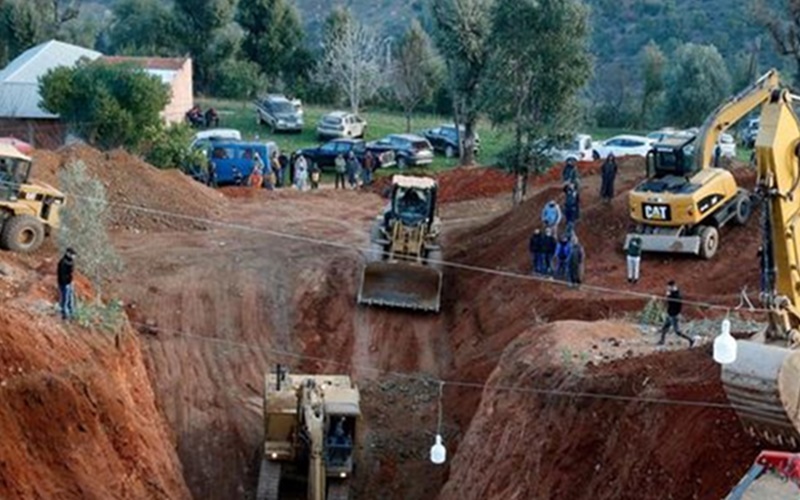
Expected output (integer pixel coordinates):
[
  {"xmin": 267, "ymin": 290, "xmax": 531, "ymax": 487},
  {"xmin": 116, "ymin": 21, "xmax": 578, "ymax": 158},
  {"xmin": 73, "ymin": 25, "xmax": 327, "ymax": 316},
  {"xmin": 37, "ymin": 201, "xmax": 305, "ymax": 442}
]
[{"xmin": 206, "ymin": 141, "xmax": 278, "ymax": 186}]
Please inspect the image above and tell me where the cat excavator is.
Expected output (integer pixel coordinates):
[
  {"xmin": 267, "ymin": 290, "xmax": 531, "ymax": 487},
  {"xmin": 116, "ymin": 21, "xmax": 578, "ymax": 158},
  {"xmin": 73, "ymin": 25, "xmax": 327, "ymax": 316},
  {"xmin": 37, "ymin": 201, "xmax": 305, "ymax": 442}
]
[
  {"xmin": 720, "ymin": 71, "xmax": 800, "ymax": 451},
  {"xmin": 256, "ymin": 366, "xmax": 359, "ymax": 500}
]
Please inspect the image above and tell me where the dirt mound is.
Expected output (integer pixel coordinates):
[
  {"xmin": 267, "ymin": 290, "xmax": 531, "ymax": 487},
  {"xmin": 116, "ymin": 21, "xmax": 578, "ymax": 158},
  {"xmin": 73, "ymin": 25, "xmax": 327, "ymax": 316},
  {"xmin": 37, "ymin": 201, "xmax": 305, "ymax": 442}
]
[
  {"xmin": 0, "ymin": 257, "xmax": 189, "ymax": 500},
  {"xmin": 33, "ymin": 145, "xmax": 225, "ymax": 232},
  {"xmin": 439, "ymin": 321, "xmax": 759, "ymax": 500}
]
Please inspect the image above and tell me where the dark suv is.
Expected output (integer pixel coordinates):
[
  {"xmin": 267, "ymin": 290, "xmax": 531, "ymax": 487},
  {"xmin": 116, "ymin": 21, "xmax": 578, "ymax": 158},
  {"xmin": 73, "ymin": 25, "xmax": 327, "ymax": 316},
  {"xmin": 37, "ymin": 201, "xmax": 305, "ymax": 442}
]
[
  {"xmin": 298, "ymin": 139, "xmax": 395, "ymax": 171},
  {"xmin": 368, "ymin": 134, "xmax": 434, "ymax": 169},
  {"xmin": 255, "ymin": 95, "xmax": 303, "ymax": 133},
  {"xmin": 421, "ymin": 124, "xmax": 480, "ymax": 158}
]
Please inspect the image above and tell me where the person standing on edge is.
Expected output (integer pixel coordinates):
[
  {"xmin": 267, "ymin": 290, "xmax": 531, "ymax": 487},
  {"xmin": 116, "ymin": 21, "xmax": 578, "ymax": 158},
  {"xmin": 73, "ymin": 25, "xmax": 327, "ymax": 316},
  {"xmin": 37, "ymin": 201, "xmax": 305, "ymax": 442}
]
[
  {"xmin": 529, "ymin": 228, "xmax": 544, "ymax": 275},
  {"xmin": 57, "ymin": 248, "xmax": 76, "ymax": 320},
  {"xmin": 249, "ymin": 153, "xmax": 264, "ymax": 189},
  {"xmin": 563, "ymin": 183, "xmax": 580, "ymax": 236},
  {"xmin": 626, "ymin": 235, "xmax": 642, "ymax": 284},
  {"xmin": 334, "ymin": 154, "xmax": 346, "ymax": 189},
  {"xmin": 568, "ymin": 235, "xmax": 584, "ymax": 288},
  {"xmin": 600, "ymin": 153, "xmax": 618, "ymax": 203},
  {"xmin": 659, "ymin": 281, "xmax": 694, "ymax": 347},
  {"xmin": 363, "ymin": 150, "xmax": 375, "ymax": 186},
  {"xmin": 554, "ymin": 235, "xmax": 572, "ymax": 281},
  {"xmin": 294, "ymin": 154, "xmax": 309, "ymax": 191},
  {"xmin": 277, "ymin": 152, "xmax": 289, "ymax": 188},
  {"xmin": 542, "ymin": 227, "xmax": 557, "ymax": 276},
  {"xmin": 346, "ymin": 152, "xmax": 359, "ymax": 189},
  {"xmin": 309, "ymin": 162, "xmax": 321, "ymax": 190},
  {"xmin": 562, "ymin": 157, "xmax": 580, "ymax": 186},
  {"xmin": 542, "ymin": 200, "xmax": 562, "ymax": 238}
]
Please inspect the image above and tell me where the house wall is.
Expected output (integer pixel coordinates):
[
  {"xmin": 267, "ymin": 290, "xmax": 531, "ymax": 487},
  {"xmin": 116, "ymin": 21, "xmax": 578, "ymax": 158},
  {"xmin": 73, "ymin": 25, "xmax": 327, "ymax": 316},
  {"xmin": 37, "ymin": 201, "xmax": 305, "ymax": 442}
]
[
  {"xmin": 0, "ymin": 118, "xmax": 66, "ymax": 149},
  {"xmin": 162, "ymin": 59, "xmax": 194, "ymax": 124}
]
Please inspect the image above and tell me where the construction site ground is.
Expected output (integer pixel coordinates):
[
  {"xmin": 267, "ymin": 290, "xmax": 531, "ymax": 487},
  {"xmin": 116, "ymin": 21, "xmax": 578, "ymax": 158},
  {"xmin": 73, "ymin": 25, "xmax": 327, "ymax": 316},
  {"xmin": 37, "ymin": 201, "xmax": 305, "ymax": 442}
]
[{"xmin": 0, "ymin": 147, "xmax": 776, "ymax": 499}]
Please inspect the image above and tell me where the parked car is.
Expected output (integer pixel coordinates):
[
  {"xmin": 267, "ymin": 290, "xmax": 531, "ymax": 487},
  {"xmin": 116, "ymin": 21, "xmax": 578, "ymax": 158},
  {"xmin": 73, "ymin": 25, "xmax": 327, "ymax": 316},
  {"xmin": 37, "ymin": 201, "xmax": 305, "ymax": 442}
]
[
  {"xmin": 421, "ymin": 124, "xmax": 480, "ymax": 158},
  {"xmin": 368, "ymin": 134, "xmax": 435, "ymax": 169},
  {"xmin": 298, "ymin": 138, "xmax": 395, "ymax": 171},
  {"xmin": 205, "ymin": 141, "xmax": 278, "ymax": 185},
  {"xmin": 255, "ymin": 95, "xmax": 303, "ymax": 133},
  {"xmin": 316, "ymin": 111, "xmax": 367, "ymax": 140},
  {"xmin": 546, "ymin": 134, "xmax": 594, "ymax": 162},
  {"xmin": 717, "ymin": 132, "xmax": 737, "ymax": 158},
  {"xmin": 189, "ymin": 128, "xmax": 242, "ymax": 150},
  {"xmin": 592, "ymin": 134, "xmax": 654, "ymax": 159}
]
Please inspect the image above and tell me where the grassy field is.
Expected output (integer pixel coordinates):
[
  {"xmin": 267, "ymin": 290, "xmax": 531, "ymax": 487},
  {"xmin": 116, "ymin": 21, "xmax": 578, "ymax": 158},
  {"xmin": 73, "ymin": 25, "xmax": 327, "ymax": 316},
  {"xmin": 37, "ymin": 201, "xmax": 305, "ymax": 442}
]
[{"xmin": 196, "ymin": 98, "xmax": 754, "ymax": 173}]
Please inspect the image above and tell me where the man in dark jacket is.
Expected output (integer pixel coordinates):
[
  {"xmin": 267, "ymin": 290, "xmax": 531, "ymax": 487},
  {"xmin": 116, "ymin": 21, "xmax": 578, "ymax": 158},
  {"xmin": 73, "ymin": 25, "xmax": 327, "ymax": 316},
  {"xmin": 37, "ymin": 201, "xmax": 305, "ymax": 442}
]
[
  {"xmin": 659, "ymin": 281, "xmax": 694, "ymax": 347},
  {"xmin": 554, "ymin": 235, "xmax": 572, "ymax": 281},
  {"xmin": 57, "ymin": 248, "xmax": 77, "ymax": 320},
  {"xmin": 277, "ymin": 153, "xmax": 289, "ymax": 188},
  {"xmin": 563, "ymin": 183, "xmax": 580, "ymax": 236},
  {"xmin": 529, "ymin": 229, "xmax": 544, "ymax": 274},
  {"xmin": 542, "ymin": 228, "xmax": 557, "ymax": 276},
  {"xmin": 600, "ymin": 153, "xmax": 617, "ymax": 202},
  {"xmin": 562, "ymin": 157, "xmax": 580, "ymax": 186},
  {"xmin": 567, "ymin": 237, "xmax": 584, "ymax": 287}
]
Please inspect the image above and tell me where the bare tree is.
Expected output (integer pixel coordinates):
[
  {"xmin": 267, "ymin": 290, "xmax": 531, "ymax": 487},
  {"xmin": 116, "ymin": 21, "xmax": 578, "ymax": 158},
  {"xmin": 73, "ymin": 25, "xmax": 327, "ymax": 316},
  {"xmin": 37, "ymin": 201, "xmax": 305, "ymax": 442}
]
[
  {"xmin": 316, "ymin": 8, "xmax": 384, "ymax": 114},
  {"xmin": 393, "ymin": 20, "xmax": 442, "ymax": 132},
  {"xmin": 58, "ymin": 161, "xmax": 123, "ymax": 303}
]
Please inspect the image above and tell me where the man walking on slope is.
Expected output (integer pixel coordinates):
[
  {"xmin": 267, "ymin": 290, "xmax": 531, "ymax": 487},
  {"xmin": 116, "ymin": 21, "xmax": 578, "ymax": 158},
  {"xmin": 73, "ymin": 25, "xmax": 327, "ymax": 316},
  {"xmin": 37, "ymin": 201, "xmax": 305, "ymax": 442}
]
[
  {"xmin": 57, "ymin": 248, "xmax": 77, "ymax": 320},
  {"xmin": 659, "ymin": 280, "xmax": 694, "ymax": 347}
]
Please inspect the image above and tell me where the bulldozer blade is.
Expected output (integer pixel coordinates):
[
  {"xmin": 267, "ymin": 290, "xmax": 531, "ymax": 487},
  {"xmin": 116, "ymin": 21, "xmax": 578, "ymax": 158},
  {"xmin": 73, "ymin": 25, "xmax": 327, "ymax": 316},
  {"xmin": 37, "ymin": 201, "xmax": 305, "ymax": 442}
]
[
  {"xmin": 721, "ymin": 341, "xmax": 800, "ymax": 449},
  {"xmin": 358, "ymin": 262, "xmax": 442, "ymax": 312}
]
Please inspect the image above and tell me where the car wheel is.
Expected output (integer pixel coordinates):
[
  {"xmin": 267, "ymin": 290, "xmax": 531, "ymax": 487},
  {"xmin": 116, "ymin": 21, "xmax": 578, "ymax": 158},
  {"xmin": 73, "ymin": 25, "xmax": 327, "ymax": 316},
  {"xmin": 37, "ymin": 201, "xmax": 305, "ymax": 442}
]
[
  {"xmin": 444, "ymin": 145, "xmax": 455, "ymax": 158},
  {"xmin": 397, "ymin": 156, "xmax": 408, "ymax": 169}
]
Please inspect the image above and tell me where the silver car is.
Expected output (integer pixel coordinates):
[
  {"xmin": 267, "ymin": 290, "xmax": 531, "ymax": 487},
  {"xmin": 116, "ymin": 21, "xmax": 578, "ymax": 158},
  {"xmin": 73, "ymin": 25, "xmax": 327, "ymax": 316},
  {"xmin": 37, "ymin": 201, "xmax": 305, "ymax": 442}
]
[{"xmin": 316, "ymin": 111, "xmax": 367, "ymax": 140}]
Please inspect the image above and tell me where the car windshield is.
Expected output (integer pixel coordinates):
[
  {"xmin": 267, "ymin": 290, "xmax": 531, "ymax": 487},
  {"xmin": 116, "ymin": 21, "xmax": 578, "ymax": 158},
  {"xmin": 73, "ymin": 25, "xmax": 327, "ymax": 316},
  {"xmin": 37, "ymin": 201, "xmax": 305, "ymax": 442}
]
[
  {"xmin": 271, "ymin": 101, "xmax": 294, "ymax": 114},
  {"xmin": 323, "ymin": 116, "xmax": 343, "ymax": 125}
]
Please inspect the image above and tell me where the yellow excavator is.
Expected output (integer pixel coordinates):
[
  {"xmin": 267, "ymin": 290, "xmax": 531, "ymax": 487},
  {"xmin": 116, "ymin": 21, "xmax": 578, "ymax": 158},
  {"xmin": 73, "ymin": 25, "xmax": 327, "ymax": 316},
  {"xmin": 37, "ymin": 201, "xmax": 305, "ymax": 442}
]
[
  {"xmin": 0, "ymin": 143, "xmax": 65, "ymax": 253},
  {"xmin": 720, "ymin": 71, "xmax": 800, "ymax": 448},
  {"xmin": 625, "ymin": 71, "xmax": 783, "ymax": 258},
  {"xmin": 256, "ymin": 366, "xmax": 360, "ymax": 500},
  {"xmin": 358, "ymin": 175, "xmax": 443, "ymax": 312}
]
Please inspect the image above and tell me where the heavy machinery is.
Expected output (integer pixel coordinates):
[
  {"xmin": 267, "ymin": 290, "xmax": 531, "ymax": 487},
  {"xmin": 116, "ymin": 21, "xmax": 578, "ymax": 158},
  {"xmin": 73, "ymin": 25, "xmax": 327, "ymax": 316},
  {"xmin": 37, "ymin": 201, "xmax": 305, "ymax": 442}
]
[
  {"xmin": 624, "ymin": 71, "xmax": 784, "ymax": 258},
  {"xmin": 727, "ymin": 451, "xmax": 800, "ymax": 499},
  {"xmin": 0, "ymin": 143, "xmax": 64, "ymax": 253},
  {"xmin": 720, "ymin": 71, "xmax": 800, "ymax": 448},
  {"xmin": 358, "ymin": 175, "xmax": 443, "ymax": 312},
  {"xmin": 256, "ymin": 366, "xmax": 360, "ymax": 500}
]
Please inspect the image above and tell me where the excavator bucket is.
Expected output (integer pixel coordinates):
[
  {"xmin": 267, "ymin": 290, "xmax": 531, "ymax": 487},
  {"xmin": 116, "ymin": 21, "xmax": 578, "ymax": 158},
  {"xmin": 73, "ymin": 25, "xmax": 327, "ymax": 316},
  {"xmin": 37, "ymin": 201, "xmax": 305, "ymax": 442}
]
[
  {"xmin": 721, "ymin": 341, "xmax": 800, "ymax": 448},
  {"xmin": 357, "ymin": 261, "xmax": 442, "ymax": 312}
]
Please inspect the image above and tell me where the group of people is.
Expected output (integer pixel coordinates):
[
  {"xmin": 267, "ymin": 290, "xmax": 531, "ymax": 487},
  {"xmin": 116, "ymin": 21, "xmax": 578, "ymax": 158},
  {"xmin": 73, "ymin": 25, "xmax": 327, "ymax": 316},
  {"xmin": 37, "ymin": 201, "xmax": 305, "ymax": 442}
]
[
  {"xmin": 529, "ymin": 228, "xmax": 584, "ymax": 286},
  {"xmin": 242, "ymin": 151, "xmax": 322, "ymax": 191},
  {"xmin": 186, "ymin": 106, "xmax": 219, "ymax": 129},
  {"xmin": 333, "ymin": 151, "xmax": 376, "ymax": 189}
]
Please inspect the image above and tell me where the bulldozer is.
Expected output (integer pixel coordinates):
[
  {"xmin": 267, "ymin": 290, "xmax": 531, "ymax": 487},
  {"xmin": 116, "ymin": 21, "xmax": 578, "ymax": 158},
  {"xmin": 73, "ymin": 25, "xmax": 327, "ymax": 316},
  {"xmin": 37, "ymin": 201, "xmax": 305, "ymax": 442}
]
[
  {"xmin": 358, "ymin": 175, "xmax": 442, "ymax": 312},
  {"xmin": 624, "ymin": 71, "xmax": 784, "ymax": 259},
  {"xmin": 719, "ymin": 70, "xmax": 800, "ymax": 449},
  {"xmin": 0, "ymin": 143, "xmax": 64, "ymax": 253},
  {"xmin": 256, "ymin": 366, "xmax": 360, "ymax": 500}
]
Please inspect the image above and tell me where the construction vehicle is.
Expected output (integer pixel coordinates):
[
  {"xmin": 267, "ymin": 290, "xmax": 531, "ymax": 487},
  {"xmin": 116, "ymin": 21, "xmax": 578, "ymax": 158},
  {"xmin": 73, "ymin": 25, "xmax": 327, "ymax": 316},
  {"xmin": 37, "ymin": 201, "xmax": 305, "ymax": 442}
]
[
  {"xmin": 624, "ymin": 71, "xmax": 784, "ymax": 259},
  {"xmin": 720, "ymin": 70, "xmax": 800, "ymax": 449},
  {"xmin": 256, "ymin": 366, "xmax": 360, "ymax": 500},
  {"xmin": 358, "ymin": 175, "xmax": 443, "ymax": 312},
  {"xmin": 727, "ymin": 451, "xmax": 800, "ymax": 499},
  {"xmin": 0, "ymin": 144, "xmax": 64, "ymax": 253}
]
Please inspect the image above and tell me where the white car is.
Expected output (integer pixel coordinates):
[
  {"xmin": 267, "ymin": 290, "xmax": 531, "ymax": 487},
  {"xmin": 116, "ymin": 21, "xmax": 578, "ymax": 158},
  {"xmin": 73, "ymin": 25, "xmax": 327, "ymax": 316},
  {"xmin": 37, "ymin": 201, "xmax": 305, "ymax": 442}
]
[
  {"xmin": 592, "ymin": 134, "xmax": 654, "ymax": 159},
  {"xmin": 547, "ymin": 134, "xmax": 594, "ymax": 162},
  {"xmin": 316, "ymin": 111, "xmax": 367, "ymax": 140},
  {"xmin": 189, "ymin": 128, "xmax": 242, "ymax": 150},
  {"xmin": 717, "ymin": 133, "xmax": 737, "ymax": 158}
]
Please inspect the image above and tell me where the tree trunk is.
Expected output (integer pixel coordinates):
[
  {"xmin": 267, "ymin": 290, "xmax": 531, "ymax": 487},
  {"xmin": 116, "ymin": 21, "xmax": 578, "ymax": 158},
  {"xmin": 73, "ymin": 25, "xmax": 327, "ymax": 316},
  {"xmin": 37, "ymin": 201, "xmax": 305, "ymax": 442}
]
[
  {"xmin": 405, "ymin": 110, "xmax": 412, "ymax": 133},
  {"xmin": 461, "ymin": 119, "xmax": 476, "ymax": 166}
]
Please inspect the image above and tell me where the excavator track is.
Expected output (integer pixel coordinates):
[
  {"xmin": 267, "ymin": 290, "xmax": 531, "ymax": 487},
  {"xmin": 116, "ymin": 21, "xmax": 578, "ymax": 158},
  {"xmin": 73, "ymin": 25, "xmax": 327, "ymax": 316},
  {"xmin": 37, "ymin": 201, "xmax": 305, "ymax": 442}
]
[
  {"xmin": 327, "ymin": 479, "xmax": 350, "ymax": 500},
  {"xmin": 255, "ymin": 457, "xmax": 281, "ymax": 500},
  {"xmin": 721, "ymin": 341, "xmax": 800, "ymax": 448}
]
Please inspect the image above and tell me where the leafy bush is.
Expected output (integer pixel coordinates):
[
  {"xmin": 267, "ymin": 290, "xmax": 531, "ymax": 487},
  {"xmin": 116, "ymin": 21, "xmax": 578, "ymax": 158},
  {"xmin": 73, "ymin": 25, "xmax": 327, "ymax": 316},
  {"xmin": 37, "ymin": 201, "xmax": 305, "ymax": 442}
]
[
  {"xmin": 142, "ymin": 123, "xmax": 206, "ymax": 170},
  {"xmin": 210, "ymin": 58, "xmax": 268, "ymax": 99}
]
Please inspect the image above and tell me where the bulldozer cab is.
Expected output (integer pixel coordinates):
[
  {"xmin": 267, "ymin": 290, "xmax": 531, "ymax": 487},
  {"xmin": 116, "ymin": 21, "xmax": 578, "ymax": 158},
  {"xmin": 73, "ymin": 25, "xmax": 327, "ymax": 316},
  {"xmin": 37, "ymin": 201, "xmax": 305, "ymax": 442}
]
[
  {"xmin": 0, "ymin": 145, "xmax": 32, "ymax": 200},
  {"xmin": 391, "ymin": 183, "xmax": 436, "ymax": 228}
]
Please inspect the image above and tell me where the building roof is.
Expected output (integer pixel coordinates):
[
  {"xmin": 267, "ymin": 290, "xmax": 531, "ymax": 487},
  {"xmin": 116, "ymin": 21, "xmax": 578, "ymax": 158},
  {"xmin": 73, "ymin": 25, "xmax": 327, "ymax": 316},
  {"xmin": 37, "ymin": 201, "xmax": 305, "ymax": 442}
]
[
  {"xmin": 0, "ymin": 40, "xmax": 102, "ymax": 119},
  {"xmin": 101, "ymin": 56, "xmax": 189, "ymax": 84}
]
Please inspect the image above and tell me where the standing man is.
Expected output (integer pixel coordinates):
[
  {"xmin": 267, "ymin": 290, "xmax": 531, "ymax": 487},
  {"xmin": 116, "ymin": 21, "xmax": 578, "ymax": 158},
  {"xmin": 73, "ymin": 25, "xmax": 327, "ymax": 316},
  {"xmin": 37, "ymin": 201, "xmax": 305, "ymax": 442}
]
[
  {"xmin": 568, "ymin": 236, "xmax": 584, "ymax": 288},
  {"xmin": 554, "ymin": 235, "xmax": 572, "ymax": 281},
  {"xmin": 309, "ymin": 162, "xmax": 321, "ymax": 190},
  {"xmin": 363, "ymin": 150, "xmax": 375, "ymax": 187},
  {"xmin": 334, "ymin": 154, "xmax": 346, "ymax": 189},
  {"xmin": 57, "ymin": 248, "xmax": 76, "ymax": 320},
  {"xmin": 659, "ymin": 281, "xmax": 694, "ymax": 347},
  {"xmin": 529, "ymin": 229, "xmax": 544, "ymax": 275},
  {"xmin": 542, "ymin": 227, "xmax": 557, "ymax": 276},
  {"xmin": 563, "ymin": 183, "xmax": 580, "ymax": 236},
  {"xmin": 542, "ymin": 200, "xmax": 562, "ymax": 238},
  {"xmin": 249, "ymin": 153, "xmax": 264, "ymax": 189},
  {"xmin": 294, "ymin": 154, "xmax": 309, "ymax": 191},
  {"xmin": 562, "ymin": 157, "xmax": 580, "ymax": 186},
  {"xmin": 600, "ymin": 153, "xmax": 618, "ymax": 203},
  {"xmin": 626, "ymin": 235, "xmax": 642, "ymax": 284},
  {"xmin": 277, "ymin": 152, "xmax": 289, "ymax": 188},
  {"xmin": 346, "ymin": 152, "xmax": 360, "ymax": 189}
]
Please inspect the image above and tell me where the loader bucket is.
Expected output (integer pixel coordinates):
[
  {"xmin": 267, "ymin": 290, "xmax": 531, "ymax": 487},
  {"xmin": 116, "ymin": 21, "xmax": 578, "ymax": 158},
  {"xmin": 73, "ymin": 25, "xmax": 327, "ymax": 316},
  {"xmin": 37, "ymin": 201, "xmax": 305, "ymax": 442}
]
[
  {"xmin": 357, "ymin": 262, "xmax": 442, "ymax": 312},
  {"xmin": 721, "ymin": 341, "xmax": 800, "ymax": 448}
]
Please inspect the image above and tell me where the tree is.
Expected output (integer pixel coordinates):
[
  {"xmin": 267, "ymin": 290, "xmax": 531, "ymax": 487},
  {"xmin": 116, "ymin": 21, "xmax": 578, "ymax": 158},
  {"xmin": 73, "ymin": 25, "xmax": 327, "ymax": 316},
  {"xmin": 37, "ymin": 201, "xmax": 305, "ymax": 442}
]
[
  {"xmin": 485, "ymin": 0, "xmax": 591, "ymax": 202},
  {"xmin": 316, "ymin": 7, "xmax": 385, "ymax": 113},
  {"xmin": 58, "ymin": 160, "xmax": 123, "ymax": 304},
  {"xmin": 172, "ymin": 0, "xmax": 237, "ymax": 92},
  {"xmin": 431, "ymin": 0, "xmax": 494, "ymax": 166},
  {"xmin": 106, "ymin": 0, "xmax": 179, "ymax": 56},
  {"xmin": 639, "ymin": 41, "xmax": 666, "ymax": 128},
  {"xmin": 664, "ymin": 43, "xmax": 731, "ymax": 127},
  {"xmin": 0, "ymin": 1, "xmax": 45, "ymax": 62},
  {"xmin": 39, "ymin": 61, "xmax": 170, "ymax": 150},
  {"xmin": 237, "ymin": 0, "xmax": 309, "ymax": 88},
  {"xmin": 393, "ymin": 20, "xmax": 442, "ymax": 132},
  {"xmin": 755, "ymin": 0, "xmax": 800, "ymax": 86}
]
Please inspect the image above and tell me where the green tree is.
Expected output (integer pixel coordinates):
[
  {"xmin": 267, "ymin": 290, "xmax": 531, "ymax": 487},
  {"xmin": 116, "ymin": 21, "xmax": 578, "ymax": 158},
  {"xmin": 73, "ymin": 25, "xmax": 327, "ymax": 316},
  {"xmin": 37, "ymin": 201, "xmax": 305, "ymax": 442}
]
[
  {"xmin": 431, "ymin": 0, "xmax": 494, "ymax": 166},
  {"xmin": 393, "ymin": 20, "xmax": 442, "ymax": 132},
  {"xmin": 209, "ymin": 58, "xmax": 268, "ymax": 99},
  {"xmin": 58, "ymin": 160, "xmax": 123, "ymax": 304},
  {"xmin": 39, "ymin": 61, "xmax": 171, "ymax": 150},
  {"xmin": 107, "ymin": 0, "xmax": 179, "ymax": 56},
  {"xmin": 640, "ymin": 41, "xmax": 666, "ymax": 128},
  {"xmin": 755, "ymin": 0, "xmax": 800, "ymax": 86},
  {"xmin": 664, "ymin": 43, "xmax": 731, "ymax": 127},
  {"xmin": 237, "ymin": 0, "xmax": 309, "ymax": 87},
  {"xmin": 142, "ymin": 123, "xmax": 207, "ymax": 171},
  {"xmin": 0, "ymin": 1, "xmax": 45, "ymax": 61},
  {"xmin": 172, "ymin": 0, "xmax": 238, "ymax": 92},
  {"xmin": 485, "ymin": 0, "xmax": 591, "ymax": 202}
]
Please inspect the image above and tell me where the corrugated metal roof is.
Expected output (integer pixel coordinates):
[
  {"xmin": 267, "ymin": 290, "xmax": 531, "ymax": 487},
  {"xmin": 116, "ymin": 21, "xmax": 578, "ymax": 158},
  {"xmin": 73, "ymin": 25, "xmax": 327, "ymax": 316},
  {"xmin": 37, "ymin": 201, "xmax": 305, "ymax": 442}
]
[{"xmin": 0, "ymin": 40, "xmax": 102, "ymax": 119}]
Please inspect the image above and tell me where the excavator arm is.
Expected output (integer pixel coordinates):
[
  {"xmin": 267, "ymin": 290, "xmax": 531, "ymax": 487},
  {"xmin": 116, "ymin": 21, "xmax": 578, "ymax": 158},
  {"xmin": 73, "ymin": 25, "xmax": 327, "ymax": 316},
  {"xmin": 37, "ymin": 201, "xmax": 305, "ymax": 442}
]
[
  {"xmin": 300, "ymin": 380, "xmax": 327, "ymax": 500},
  {"xmin": 694, "ymin": 69, "xmax": 780, "ymax": 171}
]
